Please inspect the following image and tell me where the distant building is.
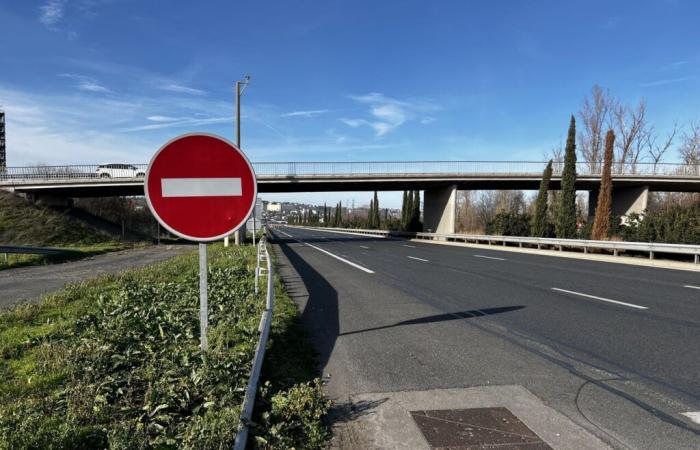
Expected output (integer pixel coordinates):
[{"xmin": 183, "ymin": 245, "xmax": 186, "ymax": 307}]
[{"xmin": 266, "ymin": 202, "xmax": 282, "ymax": 212}]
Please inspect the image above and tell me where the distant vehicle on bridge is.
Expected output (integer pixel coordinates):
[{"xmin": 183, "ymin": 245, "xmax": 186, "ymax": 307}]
[{"xmin": 96, "ymin": 164, "xmax": 145, "ymax": 178}]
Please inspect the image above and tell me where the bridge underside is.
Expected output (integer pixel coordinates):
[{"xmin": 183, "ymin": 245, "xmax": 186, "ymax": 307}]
[{"xmin": 5, "ymin": 175, "xmax": 700, "ymax": 198}]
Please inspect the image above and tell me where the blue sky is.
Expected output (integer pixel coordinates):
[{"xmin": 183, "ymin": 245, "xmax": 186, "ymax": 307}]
[{"xmin": 1, "ymin": 1, "xmax": 698, "ymax": 206}]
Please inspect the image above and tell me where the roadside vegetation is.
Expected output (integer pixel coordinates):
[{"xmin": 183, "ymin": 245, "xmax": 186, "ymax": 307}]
[
  {"xmin": 0, "ymin": 192, "xmax": 134, "ymax": 269},
  {"xmin": 0, "ymin": 244, "xmax": 328, "ymax": 449}
]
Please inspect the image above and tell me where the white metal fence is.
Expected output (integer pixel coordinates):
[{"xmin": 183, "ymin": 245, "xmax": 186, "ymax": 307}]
[{"xmin": 233, "ymin": 231, "xmax": 274, "ymax": 450}]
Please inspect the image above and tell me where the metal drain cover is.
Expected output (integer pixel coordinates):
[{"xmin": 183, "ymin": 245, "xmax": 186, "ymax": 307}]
[{"xmin": 410, "ymin": 407, "xmax": 552, "ymax": 449}]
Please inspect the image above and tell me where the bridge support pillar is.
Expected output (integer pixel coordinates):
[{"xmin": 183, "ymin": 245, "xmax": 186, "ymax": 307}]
[
  {"xmin": 588, "ymin": 185, "xmax": 649, "ymax": 219},
  {"xmin": 423, "ymin": 185, "xmax": 456, "ymax": 234}
]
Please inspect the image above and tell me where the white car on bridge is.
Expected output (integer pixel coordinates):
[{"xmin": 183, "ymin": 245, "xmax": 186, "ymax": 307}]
[{"xmin": 95, "ymin": 164, "xmax": 145, "ymax": 178}]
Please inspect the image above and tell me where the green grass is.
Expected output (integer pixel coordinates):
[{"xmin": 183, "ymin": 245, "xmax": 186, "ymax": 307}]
[
  {"xmin": 0, "ymin": 244, "xmax": 328, "ymax": 449},
  {"xmin": 0, "ymin": 191, "xmax": 143, "ymax": 270}
]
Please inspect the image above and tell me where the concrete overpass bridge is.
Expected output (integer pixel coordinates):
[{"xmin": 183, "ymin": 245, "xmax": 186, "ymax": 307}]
[{"xmin": 2, "ymin": 161, "xmax": 698, "ymax": 233}]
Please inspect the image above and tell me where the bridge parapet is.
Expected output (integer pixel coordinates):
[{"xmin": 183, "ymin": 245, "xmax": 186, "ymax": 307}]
[{"xmin": 1, "ymin": 161, "xmax": 699, "ymax": 181}]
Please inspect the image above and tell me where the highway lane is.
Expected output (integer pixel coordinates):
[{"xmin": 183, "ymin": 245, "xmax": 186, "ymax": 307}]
[
  {"xmin": 271, "ymin": 226, "xmax": 700, "ymax": 449},
  {"xmin": 299, "ymin": 227, "xmax": 700, "ymax": 401}
]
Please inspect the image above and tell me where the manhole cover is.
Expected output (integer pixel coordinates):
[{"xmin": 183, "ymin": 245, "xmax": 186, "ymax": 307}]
[{"xmin": 410, "ymin": 407, "xmax": 552, "ymax": 449}]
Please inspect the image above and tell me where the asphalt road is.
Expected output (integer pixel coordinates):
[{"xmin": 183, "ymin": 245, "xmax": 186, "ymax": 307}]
[
  {"xmin": 270, "ymin": 226, "xmax": 700, "ymax": 450},
  {"xmin": 0, "ymin": 244, "xmax": 195, "ymax": 308}
]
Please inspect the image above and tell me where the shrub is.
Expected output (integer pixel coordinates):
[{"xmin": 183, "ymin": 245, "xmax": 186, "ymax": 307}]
[{"xmin": 486, "ymin": 212, "xmax": 531, "ymax": 236}]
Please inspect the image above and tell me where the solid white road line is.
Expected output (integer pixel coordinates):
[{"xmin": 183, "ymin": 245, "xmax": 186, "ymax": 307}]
[
  {"xmin": 551, "ymin": 288, "xmax": 648, "ymax": 310},
  {"xmin": 161, "ymin": 178, "xmax": 242, "ymax": 197},
  {"xmin": 276, "ymin": 229, "xmax": 375, "ymax": 274},
  {"xmin": 360, "ymin": 245, "xmax": 370, "ymax": 249},
  {"xmin": 403, "ymin": 244, "xmax": 416, "ymax": 248},
  {"xmin": 474, "ymin": 254, "xmax": 505, "ymax": 261},
  {"xmin": 681, "ymin": 412, "xmax": 700, "ymax": 425},
  {"xmin": 304, "ymin": 242, "xmax": 375, "ymax": 274},
  {"xmin": 683, "ymin": 285, "xmax": 700, "ymax": 290},
  {"xmin": 407, "ymin": 256, "xmax": 429, "ymax": 262}
]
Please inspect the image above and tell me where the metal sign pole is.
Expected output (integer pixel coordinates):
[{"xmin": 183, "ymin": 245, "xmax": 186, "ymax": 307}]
[
  {"xmin": 252, "ymin": 205, "xmax": 256, "ymax": 247},
  {"xmin": 199, "ymin": 243, "xmax": 208, "ymax": 350}
]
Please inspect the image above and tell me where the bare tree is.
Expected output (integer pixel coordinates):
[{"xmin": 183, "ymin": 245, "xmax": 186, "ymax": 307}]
[
  {"xmin": 578, "ymin": 85, "xmax": 614, "ymax": 173},
  {"xmin": 646, "ymin": 122, "xmax": 678, "ymax": 173},
  {"xmin": 612, "ymin": 100, "xmax": 647, "ymax": 173},
  {"xmin": 679, "ymin": 120, "xmax": 700, "ymax": 168}
]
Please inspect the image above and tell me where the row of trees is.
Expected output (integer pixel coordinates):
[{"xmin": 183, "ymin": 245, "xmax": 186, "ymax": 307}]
[
  {"xmin": 473, "ymin": 114, "xmax": 699, "ymax": 244},
  {"xmin": 400, "ymin": 190, "xmax": 422, "ymax": 232},
  {"xmin": 288, "ymin": 190, "xmax": 424, "ymax": 232}
]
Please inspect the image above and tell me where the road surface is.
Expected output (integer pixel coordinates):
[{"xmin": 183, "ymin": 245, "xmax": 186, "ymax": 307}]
[
  {"xmin": 0, "ymin": 244, "xmax": 195, "ymax": 308},
  {"xmin": 270, "ymin": 226, "xmax": 700, "ymax": 449}
]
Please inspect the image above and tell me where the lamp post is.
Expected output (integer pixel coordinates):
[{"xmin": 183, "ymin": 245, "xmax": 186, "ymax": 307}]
[{"xmin": 226, "ymin": 75, "xmax": 251, "ymax": 247}]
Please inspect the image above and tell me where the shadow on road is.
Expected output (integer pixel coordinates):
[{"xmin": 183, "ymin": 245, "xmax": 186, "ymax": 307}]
[
  {"xmin": 339, "ymin": 305, "xmax": 525, "ymax": 337},
  {"xmin": 274, "ymin": 233, "xmax": 340, "ymax": 374}
]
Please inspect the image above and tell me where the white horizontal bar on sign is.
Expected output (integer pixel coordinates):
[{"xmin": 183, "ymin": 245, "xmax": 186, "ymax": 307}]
[{"xmin": 161, "ymin": 178, "xmax": 242, "ymax": 197}]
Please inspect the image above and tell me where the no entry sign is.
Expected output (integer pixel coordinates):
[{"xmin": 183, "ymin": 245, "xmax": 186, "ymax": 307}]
[{"xmin": 145, "ymin": 133, "xmax": 257, "ymax": 242}]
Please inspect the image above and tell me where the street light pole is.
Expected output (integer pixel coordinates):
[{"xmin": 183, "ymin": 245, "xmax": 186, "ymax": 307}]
[{"xmin": 227, "ymin": 76, "xmax": 251, "ymax": 247}]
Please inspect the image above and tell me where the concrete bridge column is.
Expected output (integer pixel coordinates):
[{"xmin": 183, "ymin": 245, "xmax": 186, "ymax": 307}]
[
  {"xmin": 588, "ymin": 185, "xmax": 650, "ymax": 218},
  {"xmin": 423, "ymin": 185, "xmax": 457, "ymax": 234}
]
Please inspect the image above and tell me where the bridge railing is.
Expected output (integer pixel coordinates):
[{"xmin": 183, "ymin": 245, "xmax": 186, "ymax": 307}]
[{"xmin": 1, "ymin": 161, "xmax": 698, "ymax": 181}]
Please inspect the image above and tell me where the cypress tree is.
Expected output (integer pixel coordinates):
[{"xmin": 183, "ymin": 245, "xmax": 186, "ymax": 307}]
[
  {"xmin": 531, "ymin": 160, "xmax": 553, "ymax": 237},
  {"xmin": 369, "ymin": 198, "xmax": 375, "ymax": 228},
  {"xmin": 401, "ymin": 191, "xmax": 408, "ymax": 229},
  {"xmin": 373, "ymin": 191, "xmax": 380, "ymax": 229},
  {"xmin": 404, "ymin": 191, "xmax": 413, "ymax": 230},
  {"xmin": 336, "ymin": 201, "xmax": 342, "ymax": 227},
  {"xmin": 556, "ymin": 116, "xmax": 578, "ymax": 238},
  {"xmin": 410, "ymin": 190, "xmax": 421, "ymax": 231},
  {"xmin": 591, "ymin": 130, "xmax": 615, "ymax": 240},
  {"xmin": 323, "ymin": 203, "xmax": 328, "ymax": 225}
]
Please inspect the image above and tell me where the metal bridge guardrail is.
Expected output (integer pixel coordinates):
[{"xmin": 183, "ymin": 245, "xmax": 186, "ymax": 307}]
[
  {"xmin": 1, "ymin": 161, "xmax": 699, "ymax": 182},
  {"xmin": 233, "ymin": 230, "xmax": 274, "ymax": 450},
  {"xmin": 298, "ymin": 226, "xmax": 700, "ymax": 264}
]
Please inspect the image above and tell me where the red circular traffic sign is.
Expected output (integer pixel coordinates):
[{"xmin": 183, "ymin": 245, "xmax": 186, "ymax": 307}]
[{"xmin": 145, "ymin": 133, "xmax": 257, "ymax": 242}]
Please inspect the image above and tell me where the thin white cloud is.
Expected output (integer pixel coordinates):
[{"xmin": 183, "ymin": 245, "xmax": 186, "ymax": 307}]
[
  {"xmin": 341, "ymin": 92, "xmax": 439, "ymax": 136},
  {"xmin": 39, "ymin": 0, "xmax": 65, "ymax": 26},
  {"xmin": 159, "ymin": 83, "xmax": 206, "ymax": 96},
  {"xmin": 640, "ymin": 76, "xmax": 694, "ymax": 87},
  {"xmin": 123, "ymin": 116, "xmax": 231, "ymax": 132},
  {"xmin": 339, "ymin": 118, "xmax": 365, "ymax": 128},
  {"xmin": 59, "ymin": 73, "xmax": 110, "ymax": 93},
  {"xmin": 146, "ymin": 115, "xmax": 182, "ymax": 122},
  {"xmin": 77, "ymin": 80, "xmax": 109, "ymax": 92},
  {"xmin": 281, "ymin": 109, "xmax": 329, "ymax": 118}
]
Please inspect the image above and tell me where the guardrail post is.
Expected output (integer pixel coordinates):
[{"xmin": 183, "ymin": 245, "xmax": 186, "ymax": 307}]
[
  {"xmin": 695, "ymin": 254, "xmax": 699, "ymax": 264},
  {"xmin": 614, "ymin": 248, "xmax": 619, "ymax": 257},
  {"xmin": 649, "ymin": 251, "xmax": 654, "ymax": 260}
]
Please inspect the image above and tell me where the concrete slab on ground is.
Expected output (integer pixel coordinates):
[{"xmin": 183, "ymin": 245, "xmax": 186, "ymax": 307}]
[{"xmin": 329, "ymin": 385, "xmax": 611, "ymax": 450}]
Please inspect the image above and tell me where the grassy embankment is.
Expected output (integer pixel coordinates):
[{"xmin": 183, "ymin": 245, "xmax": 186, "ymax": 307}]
[
  {"xmin": 0, "ymin": 192, "xmax": 134, "ymax": 269},
  {"xmin": 0, "ymin": 244, "xmax": 328, "ymax": 449}
]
